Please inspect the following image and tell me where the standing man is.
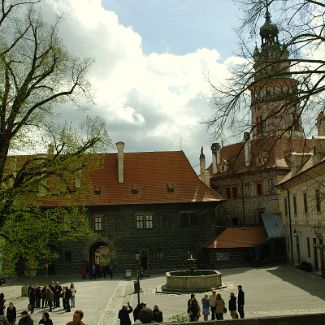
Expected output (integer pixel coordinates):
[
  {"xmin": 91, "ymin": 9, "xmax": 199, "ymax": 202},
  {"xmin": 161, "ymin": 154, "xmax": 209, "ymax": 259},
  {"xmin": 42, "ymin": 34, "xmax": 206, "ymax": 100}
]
[
  {"xmin": 209, "ymin": 289, "xmax": 217, "ymax": 320},
  {"xmin": 237, "ymin": 285, "xmax": 245, "ymax": 319},
  {"xmin": 66, "ymin": 310, "xmax": 86, "ymax": 325},
  {"xmin": 118, "ymin": 303, "xmax": 133, "ymax": 325}
]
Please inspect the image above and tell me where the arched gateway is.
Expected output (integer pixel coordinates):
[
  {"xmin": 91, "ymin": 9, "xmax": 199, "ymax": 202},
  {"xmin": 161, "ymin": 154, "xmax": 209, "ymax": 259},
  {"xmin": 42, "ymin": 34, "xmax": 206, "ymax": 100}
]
[{"xmin": 89, "ymin": 242, "xmax": 110, "ymax": 266}]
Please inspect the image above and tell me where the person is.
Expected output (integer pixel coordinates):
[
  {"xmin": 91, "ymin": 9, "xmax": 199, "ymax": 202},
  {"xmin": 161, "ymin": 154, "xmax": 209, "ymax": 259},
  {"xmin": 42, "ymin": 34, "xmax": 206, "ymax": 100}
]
[
  {"xmin": 118, "ymin": 303, "xmax": 133, "ymax": 325},
  {"xmin": 6, "ymin": 302, "xmax": 16, "ymax": 325},
  {"xmin": 237, "ymin": 285, "xmax": 245, "ymax": 319},
  {"xmin": 132, "ymin": 303, "xmax": 144, "ymax": 322},
  {"xmin": 0, "ymin": 293, "xmax": 6, "ymax": 315},
  {"xmin": 38, "ymin": 312, "xmax": 53, "ymax": 325},
  {"xmin": 187, "ymin": 293, "xmax": 200, "ymax": 322},
  {"xmin": 66, "ymin": 310, "xmax": 86, "ymax": 325},
  {"xmin": 215, "ymin": 293, "xmax": 225, "ymax": 320},
  {"xmin": 45, "ymin": 287, "xmax": 53, "ymax": 312},
  {"xmin": 69, "ymin": 284, "xmax": 76, "ymax": 308},
  {"xmin": 152, "ymin": 305, "xmax": 163, "ymax": 323},
  {"xmin": 201, "ymin": 293, "xmax": 210, "ymax": 321},
  {"xmin": 63, "ymin": 287, "xmax": 72, "ymax": 312},
  {"xmin": 228, "ymin": 292, "xmax": 238, "ymax": 319},
  {"xmin": 17, "ymin": 311, "xmax": 33, "ymax": 325},
  {"xmin": 209, "ymin": 289, "xmax": 217, "ymax": 320},
  {"xmin": 0, "ymin": 315, "xmax": 8, "ymax": 325}
]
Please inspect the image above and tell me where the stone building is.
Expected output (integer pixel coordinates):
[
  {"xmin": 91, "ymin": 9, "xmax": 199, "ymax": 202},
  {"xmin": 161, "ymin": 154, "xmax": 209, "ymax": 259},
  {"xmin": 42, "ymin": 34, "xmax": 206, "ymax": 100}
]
[
  {"xmin": 34, "ymin": 143, "xmax": 223, "ymax": 274},
  {"xmin": 199, "ymin": 9, "xmax": 313, "ymax": 265},
  {"xmin": 277, "ymin": 113, "xmax": 325, "ymax": 275}
]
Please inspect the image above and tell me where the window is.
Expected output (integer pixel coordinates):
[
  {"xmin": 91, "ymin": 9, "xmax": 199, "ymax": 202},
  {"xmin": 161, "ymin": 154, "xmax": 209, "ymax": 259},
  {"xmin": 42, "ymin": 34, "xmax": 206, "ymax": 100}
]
[
  {"xmin": 244, "ymin": 183, "xmax": 250, "ymax": 198},
  {"xmin": 94, "ymin": 215, "xmax": 102, "ymax": 231},
  {"xmin": 315, "ymin": 189, "xmax": 321, "ymax": 212},
  {"xmin": 156, "ymin": 249, "xmax": 164, "ymax": 261},
  {"xmin": 293, "ymin": 196, "xmax": 297, "ymax": 217},
  {"xmin": 284, "ymin": 198, "xmax": 288, "ymax": 216},
  {"xmin": 232, "ymin": 187, "xmax": 238, "ymax": 199},
  {"xmin": 256, "ymin": 182, "xmax": 263, "ymax": 196},
  {"xmin": 136, "ymin": 215, "xmax": 153, "ymax": 229},
  {"xmin": 225, "ymin": 187, "xmax": 231, "ymax": 199},
  {"xmin": 65, "ymin": 251, "xmax": 72, "ymax": 262},
  {"xmin": 190, "ymin": 213, "xmax": 200, "ymax": 229},
  {"xmin": 136, "ymin": 215, "xmax": 144, "ymax": 229},
  {"xmin": 303, "ymin": 193, "xmax": 308, "ymax": 214},
  {"xmin": 307, "ymin": 238, "xmax": 311, "ymax": 258},
  {"xmin": 180, "ymin": 214, "xmax": 189, "ymax": 228}
]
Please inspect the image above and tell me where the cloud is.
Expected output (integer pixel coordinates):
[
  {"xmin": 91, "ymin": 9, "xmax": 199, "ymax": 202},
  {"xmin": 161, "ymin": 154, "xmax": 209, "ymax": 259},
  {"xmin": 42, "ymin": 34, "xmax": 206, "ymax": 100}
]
[{"xmin": 43, "ymin": 0, "xmax": 236, "ymax": 170}]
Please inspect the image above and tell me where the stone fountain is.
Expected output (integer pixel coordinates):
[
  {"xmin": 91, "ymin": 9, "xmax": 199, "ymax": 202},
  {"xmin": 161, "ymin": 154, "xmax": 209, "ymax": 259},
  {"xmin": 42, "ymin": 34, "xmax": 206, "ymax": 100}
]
[{"xmin": 162, "ymin": 255, "xmax": 222, "ymax": 292}]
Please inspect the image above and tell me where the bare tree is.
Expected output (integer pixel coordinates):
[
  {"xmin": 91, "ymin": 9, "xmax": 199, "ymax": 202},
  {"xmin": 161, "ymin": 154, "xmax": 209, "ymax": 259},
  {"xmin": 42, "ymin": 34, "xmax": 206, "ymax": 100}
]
[
  {"xmin": 207, "ymin": 0, "xmax": 324, "ymax": 141},
  {"xmin": 0, "ymin": 0, "xmax": 110, "ymax": 216}
]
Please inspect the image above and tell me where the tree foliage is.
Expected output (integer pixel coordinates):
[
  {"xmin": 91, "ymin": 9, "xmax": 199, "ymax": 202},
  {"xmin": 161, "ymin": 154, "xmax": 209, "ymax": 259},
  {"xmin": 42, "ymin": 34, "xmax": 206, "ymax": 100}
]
[
  {"xmin": 0, "ymin": 0, "xmax": 111, "ymax": 216},
  {"xmin": 207, "ymin": 0, "xmax": 324, "ymax": 140},
  {"xmin": 0, "ymin": 206, "xmax": 97, "ymax": 276}
]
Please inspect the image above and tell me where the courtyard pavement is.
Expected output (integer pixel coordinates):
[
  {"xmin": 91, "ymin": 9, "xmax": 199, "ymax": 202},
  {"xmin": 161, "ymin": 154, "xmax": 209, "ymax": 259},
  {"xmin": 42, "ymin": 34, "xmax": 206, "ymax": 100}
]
[{"xmin": 0, "ymin": 265, "xmax": 325, "ymax": 324}]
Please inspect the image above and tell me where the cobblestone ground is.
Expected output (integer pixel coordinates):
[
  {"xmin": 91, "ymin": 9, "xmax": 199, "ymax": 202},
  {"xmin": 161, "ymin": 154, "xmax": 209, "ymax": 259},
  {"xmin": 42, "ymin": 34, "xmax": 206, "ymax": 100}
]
[{"xmin": 0, "ymin": 265, "xmax": 324, "ymax": 324}]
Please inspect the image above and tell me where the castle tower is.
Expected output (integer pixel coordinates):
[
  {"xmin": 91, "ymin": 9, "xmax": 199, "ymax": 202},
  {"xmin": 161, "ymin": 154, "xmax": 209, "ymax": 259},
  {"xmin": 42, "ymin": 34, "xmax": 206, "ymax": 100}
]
[{"xmin": 249, "ymin": 7, "xmax": 303, "ymax": 139}]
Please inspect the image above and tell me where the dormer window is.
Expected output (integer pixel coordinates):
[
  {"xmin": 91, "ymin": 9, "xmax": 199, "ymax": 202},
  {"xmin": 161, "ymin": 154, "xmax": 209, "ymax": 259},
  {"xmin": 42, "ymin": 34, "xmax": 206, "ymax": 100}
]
[
  {"xmin": 131, "ymin": 185, "xmax": 139, "ymax": 194},
  {"xmin": 167, "ymin": 183, "xmax": 174, "ymax": 193},
  {"xmin": 93, "ymin": 186, "xmax": 101, "ymax": 196}
]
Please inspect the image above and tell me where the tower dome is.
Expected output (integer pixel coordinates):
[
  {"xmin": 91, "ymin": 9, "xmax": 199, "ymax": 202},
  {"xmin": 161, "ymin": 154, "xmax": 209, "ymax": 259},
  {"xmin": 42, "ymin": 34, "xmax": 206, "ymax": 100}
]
[{"xmin": 260, "ymin": 8, "xmax": 279, "ymax": 45}]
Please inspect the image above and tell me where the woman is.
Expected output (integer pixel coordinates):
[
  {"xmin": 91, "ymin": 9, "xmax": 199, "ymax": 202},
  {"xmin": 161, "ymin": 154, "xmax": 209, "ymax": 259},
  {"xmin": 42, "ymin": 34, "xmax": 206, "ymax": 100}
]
[
  {"xmin": 38, "ymin": 312, "xmax": 53, "ymax": 325},
  {"xmin": 69, "ymin": 284, "xmax": 76, "ymax": 309},
  {"xmin": 201, "ymin": 293, "xmax": 210, "ymax": 321},
  {"xmin": 228, "ymin": 292, "xmax": 238, "ymax": 319},
  {"xmin": 153, "ymin": 305, "xmax": 163, "ymax": 323},
  {"xmin": 0, "ymin": 293, "xmax": 5, "ymax": 315},
  {"xmin": 6, "ymin": 302, "xmax": 16, "ymax": 325},
  {"xmin": 215, "ymin": 293, "xmax": 225, "ymax": 320}
]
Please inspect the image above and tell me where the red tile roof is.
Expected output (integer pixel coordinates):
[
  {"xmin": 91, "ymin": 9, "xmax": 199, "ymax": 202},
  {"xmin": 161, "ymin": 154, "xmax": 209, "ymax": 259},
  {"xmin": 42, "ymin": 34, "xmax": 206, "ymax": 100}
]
[
  {"xmin": 206, "ymin": 226, "xmax": 267, "ymax": 249},
  {"xmin": 209, "ymin": 137, "xmax": 312, "ymax": 175},
  {"xmin": 37, "ymin": 150, "xmax": 223, "ymax": 207}
]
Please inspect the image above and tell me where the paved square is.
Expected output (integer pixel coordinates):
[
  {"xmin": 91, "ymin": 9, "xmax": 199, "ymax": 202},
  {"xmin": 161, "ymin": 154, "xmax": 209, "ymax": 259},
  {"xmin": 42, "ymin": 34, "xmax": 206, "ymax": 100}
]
[{"xmin": 1, "ymin": 265, "xmax": 324, "ymax": 324}]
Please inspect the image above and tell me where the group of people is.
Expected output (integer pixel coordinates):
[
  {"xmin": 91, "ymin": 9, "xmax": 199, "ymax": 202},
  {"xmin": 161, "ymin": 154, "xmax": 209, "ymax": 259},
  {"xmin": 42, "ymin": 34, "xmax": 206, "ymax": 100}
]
[
  {"xmin": 27, "ymin": 282, "xmax": 76, "ymax": 313},
  {"xmin": 118, "ymin": 302, "xmax": 163, "ymax": 325},
  {"xmin": 188, "ymin": 285, "xmax": 245, "ymax": 321},
  {"xmin": 79, "ymin": 264, "xmax": 113, "ymax": 280}
]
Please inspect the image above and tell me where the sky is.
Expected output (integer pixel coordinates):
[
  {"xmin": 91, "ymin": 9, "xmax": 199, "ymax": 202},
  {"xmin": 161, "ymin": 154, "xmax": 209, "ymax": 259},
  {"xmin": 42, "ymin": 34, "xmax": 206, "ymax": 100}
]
[{"xmin": 41, "ymin": 0, "xmax": 245, "ymax": 171}]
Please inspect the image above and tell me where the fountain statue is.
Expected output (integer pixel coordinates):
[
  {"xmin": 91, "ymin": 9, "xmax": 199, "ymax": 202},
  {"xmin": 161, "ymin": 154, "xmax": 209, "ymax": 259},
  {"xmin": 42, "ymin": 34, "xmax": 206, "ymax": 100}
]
[{"xmin": 162, "ymin": 254, "xmax": 222, "ymax": 292}]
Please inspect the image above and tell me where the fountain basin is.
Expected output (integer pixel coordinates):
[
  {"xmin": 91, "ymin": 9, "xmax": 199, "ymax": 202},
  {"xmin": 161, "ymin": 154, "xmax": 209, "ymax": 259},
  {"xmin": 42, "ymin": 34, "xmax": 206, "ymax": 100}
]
[{"xmin": 163, "ymin": 270, "xmax": 222, "ymax": 292}]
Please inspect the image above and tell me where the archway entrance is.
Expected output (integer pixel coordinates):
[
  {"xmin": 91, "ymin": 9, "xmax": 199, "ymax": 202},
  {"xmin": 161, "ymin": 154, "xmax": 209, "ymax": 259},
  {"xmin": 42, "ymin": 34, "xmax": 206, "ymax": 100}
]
[{"xmin": 89, "ymin": 242, "xmax": 110, "ymax": 266}]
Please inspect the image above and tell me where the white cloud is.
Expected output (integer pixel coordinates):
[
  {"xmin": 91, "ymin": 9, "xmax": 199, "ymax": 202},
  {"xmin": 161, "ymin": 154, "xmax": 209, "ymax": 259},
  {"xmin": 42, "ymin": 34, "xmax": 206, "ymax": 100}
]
[{"xmin": 43, "ymin": 0, "xmax": 236, "ymax": 169}]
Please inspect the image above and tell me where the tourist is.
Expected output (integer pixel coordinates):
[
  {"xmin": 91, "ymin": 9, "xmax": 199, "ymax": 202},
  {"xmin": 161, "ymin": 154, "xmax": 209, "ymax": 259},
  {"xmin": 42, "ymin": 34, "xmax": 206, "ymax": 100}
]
[
  {"xmin": 63, "ymin": 287, "xmax": 72, "ymax": 312},
  {"xmin": 17, "ymin": 311, "xmax": 33, "ymax": 325},
  {"xmin": 6, "ymin": 302, "xmax": 16, "ymax": 325},
  {"xmin": 70, "ymin": 284, "xmax": 76, "ymax": 308},
  {"xmin": 132, "ymin": 303, "xmax": 144, "ymax": 322},
  {"xmin": 118, "ymin": 303, "xmax": 133, "ymax": 325},
  {"xmin": 187, "ymin": 294, "xmax": 200, "ymax": 322},
  {"xmin": 66, "ymin": 310, "xmax": 86, "ymax": 325},
  {"xmin": 228, "ymin": 292, "xmax": 238, "ymax": 319},
  {"xmin": 209, "ymin": 289, "xmax": 217, "ymax": 320},
  {"xmin": 152, "ymin": 305, "xmax": 163, "ymax": 323},
  {"xmin": 45, "ymin": 287, "xmax": 53, "ymax": 312},
  {"xmin": 215, "ymin": 293, "xmax": 225, "ymax": 320},
  {"xmin": 38, "ymin": 312, "xmax": 53, "ymax": 325},
  {"xmin": 237, "ymin": 285, "xmax": 245, "ymax": 319},
  {"xmin": 201, "ymin": 293, "xmax": 210, "ymax": 321},
  {"xmin": 0, "ymin": 293, "xmax": 6, "ymax": 315}
]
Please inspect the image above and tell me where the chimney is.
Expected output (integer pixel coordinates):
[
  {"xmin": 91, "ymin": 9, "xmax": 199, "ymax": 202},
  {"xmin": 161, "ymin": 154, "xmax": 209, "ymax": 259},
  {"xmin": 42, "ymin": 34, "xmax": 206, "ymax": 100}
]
[
  {"xmin": 199, "ymin": 147, "xmax": 206, "ymax": 176},
  {"xmin": 316, "ymin": 112, "xmax": 325, "ymax": 136},
  {"xmin": 211, "ymin": 143, "xmax": 221, "ymax": 174},
  {"xmin": 116, "ymin": 141, "xmax": 125, "ymax": 183},
  {"xmin": 244, "ymin": 132, "xmax": 251, "ymax": 167}
]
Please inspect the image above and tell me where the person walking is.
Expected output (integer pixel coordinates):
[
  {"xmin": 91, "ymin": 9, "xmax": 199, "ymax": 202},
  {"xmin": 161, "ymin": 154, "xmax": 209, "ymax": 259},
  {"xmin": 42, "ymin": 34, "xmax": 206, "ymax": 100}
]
[
  {"xmin": 201, "ymin": 294, "xmax": 210, "ymax": 321},
  {"xmin": 215, "ymin": 293, "xmax": 225, "ymax": 320},
  {"xmin": 66, "ymin": 310, "xmax": 86, "ymax": 325},
  {"xmin": 118, "ymin": 303, "xmax": 133, "ymax": 325},
  {"xmin": 228, "ymin": 292, "xmax": 238, "ymax": 319},
  {"xmin": 17, "ymin": 311, "xmax": 33, "ymax": 325},
  {"xmin": 237, "ymin": 285, "xmax": 245, "ymax": 319},
  {"xmin": 38, "ymin": 312, "xmax": 53, "ymax": 325},
  {"xmin": 187, "ymin": 294, "xmax": 200, "ymax": 322},
  {"xmin": 69, "ymin": 284, "xmax": 76, "ymax": 309},
  {"xmin": 209, "ymin": 289, "xmax": 217, "ymax": 320},
  {"xmin": 6, "ymin": 302, "xmax": 16, "ymax": 325},
  {"xmin": 152, "ymin": 305, "xmax": 163, "ymax": 323}
]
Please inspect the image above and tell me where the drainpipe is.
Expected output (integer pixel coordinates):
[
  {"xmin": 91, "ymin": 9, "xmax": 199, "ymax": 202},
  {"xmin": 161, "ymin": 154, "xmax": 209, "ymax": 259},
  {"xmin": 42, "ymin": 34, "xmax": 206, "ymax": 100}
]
[
  {"xmin": 241, "ymin": 178, "xmax": 246, "ymax": 225},
  {"xmin": 287, "ymin": 189, "xmax": 294, "ymax": 265}
]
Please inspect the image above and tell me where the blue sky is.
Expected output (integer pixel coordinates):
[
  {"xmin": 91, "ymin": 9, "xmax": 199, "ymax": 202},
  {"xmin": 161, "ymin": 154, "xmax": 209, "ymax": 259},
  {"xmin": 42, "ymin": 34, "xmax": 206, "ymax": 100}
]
[
  {"xmin": 102, "ymin": 0, "xmax": 240, "ymax": 58},
  {"xmin": 42, "ymin": 0, "xmax": 247, "ymax": 170}
]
